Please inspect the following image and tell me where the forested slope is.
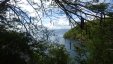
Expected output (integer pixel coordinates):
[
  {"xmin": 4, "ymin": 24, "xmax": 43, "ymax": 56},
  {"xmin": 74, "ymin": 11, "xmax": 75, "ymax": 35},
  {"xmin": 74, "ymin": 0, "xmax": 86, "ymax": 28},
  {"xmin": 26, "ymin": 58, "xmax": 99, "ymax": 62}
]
[{"xmin": 64, "ymin": 18, "xmax": 113, "ymax": 64}]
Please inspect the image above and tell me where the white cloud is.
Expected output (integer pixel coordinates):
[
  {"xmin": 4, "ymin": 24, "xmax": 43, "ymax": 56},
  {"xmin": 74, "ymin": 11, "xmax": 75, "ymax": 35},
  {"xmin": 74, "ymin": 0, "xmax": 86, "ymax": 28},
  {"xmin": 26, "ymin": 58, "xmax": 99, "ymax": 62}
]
[
  {"xmin": 15, "ymin": 0, "xmax": 71, "ymax": 29},
  {"xmin": 43, "ymin": 15, "xmax": 71, "ymax": 29},
  {"xmin": 54, "ymin": 16, "xmax": 69, "ymax": 26}
]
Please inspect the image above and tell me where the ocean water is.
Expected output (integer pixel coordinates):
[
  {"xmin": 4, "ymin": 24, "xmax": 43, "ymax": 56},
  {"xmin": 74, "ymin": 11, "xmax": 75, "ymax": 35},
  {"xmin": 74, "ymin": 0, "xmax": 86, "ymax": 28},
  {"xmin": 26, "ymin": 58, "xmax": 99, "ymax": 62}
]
[
  {"xmin": 50, "ymin": 29, "xmax": 80, "ymax": 57},
  {"xmin": 49, "ymin": 29, "xmax": 83, "ymax": 64}
]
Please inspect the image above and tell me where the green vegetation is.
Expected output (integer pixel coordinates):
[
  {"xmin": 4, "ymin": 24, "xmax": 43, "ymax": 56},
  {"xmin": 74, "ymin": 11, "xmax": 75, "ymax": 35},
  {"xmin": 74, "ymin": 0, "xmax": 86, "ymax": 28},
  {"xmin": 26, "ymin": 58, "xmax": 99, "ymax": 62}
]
[
  {"xmin": 0, "ymin": 1, "xmax": 70, "ymax": 64},
  {"xmin": 0, "ymin": 26, "xmax": 69, "ymax": 64},
  {"xmin": 64, "ymin": 25, "xmax": 82, "ymax": 40},
  {"xmin": 64, "ymin": 18, "xmax": 113, "ymax": 64},
  {"xmin": 1, "ymin": 0, "xmax": 113, "ymax": 64}
]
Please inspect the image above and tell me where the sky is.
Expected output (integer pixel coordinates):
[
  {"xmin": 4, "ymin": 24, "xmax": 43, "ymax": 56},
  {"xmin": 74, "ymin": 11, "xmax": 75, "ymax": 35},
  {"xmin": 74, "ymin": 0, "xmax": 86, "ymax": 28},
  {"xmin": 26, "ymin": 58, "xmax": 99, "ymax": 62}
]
[
  {"xmin": 16, "ymin": 0, "xmax": 71, "ymax": 29},
  {"xmin": 16, "ymin": 0, "xmax": 113, "ymax": 29}
]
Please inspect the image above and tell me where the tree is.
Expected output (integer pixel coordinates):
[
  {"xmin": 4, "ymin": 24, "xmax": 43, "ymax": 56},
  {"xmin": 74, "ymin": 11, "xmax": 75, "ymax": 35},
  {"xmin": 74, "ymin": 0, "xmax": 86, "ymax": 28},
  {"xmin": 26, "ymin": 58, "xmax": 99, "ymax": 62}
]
[
  {"xmin": 47, "ymin": 43, "xmax": 69, "ymax": 64},
  {"xmin": 0, "ymin": 23, "xmax": 69, "ymax": 64},
  {"xmin": 0, "ymin": 1, "xmax": 70, "ymax": 64},
  {"xmin": 0, "ymin": 27, "xmax": 34, "ymax": 64},
  {"xmin": 54, "ymin": 0, "xmax": 112, "ymax": 29}
]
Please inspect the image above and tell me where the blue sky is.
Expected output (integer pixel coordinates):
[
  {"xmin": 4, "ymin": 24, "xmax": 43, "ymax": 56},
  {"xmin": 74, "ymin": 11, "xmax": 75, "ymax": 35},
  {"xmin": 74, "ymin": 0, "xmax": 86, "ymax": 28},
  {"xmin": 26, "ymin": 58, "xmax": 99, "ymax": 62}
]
[
  {"xmin": 17, "ymin": 0, "xmax": 71, "ymax": 29},
  {"xmin": 17, "ymin": 0, "xmax": 113, "ymax": 29}
]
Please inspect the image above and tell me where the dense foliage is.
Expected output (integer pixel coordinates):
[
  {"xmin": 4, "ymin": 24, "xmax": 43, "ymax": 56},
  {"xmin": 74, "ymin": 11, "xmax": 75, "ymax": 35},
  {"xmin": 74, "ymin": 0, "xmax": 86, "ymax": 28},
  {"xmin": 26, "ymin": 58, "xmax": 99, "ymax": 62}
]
[
  {"xmin": 0, "ymin": 0, "xmax": 70, "ymax": 64},
  {"xmin": 1, "ymin": 0, "xmax": 113, "ymax": 64},
  {"xmin": 0, "ymin": 26, "xmax": 69, "ymax": 64},
  {"xmin": 64, "ymin": 18, "xmax": 113, "ymax": 64},
  {"xmin": 0, "ymin": 27, "xmax": 34, "ymax": 64}
]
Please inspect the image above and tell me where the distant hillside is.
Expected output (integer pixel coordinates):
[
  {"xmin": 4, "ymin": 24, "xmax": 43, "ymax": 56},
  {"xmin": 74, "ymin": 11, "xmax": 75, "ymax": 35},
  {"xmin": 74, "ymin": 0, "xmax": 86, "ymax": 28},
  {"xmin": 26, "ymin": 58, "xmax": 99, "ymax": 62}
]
[
  {"xmin": 63, "ymin": 18, "xmax": 113, "ymax": 64},
  {"xmin": 63, "ymin": 18, "xmax": 113, "ymax": 40}
]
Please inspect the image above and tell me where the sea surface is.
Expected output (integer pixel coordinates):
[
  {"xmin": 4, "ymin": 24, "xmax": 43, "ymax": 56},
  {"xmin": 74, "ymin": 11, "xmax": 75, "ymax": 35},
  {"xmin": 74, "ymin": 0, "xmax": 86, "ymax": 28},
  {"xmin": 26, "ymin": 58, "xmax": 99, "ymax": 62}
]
[{"xmin": 50, "ymin": 29, "xmax": 80, "ymax": 57}]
